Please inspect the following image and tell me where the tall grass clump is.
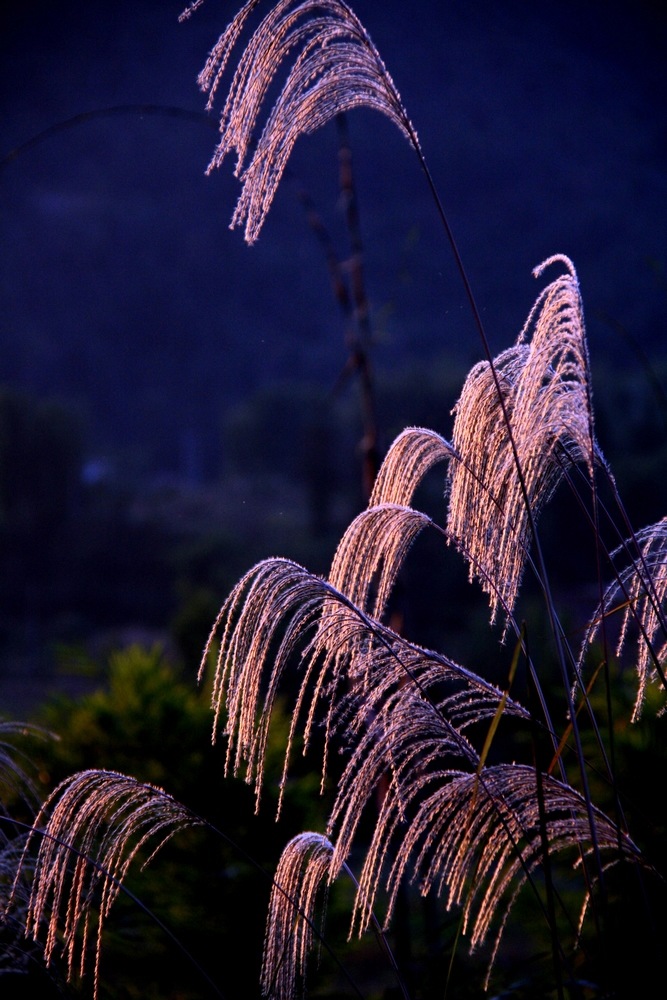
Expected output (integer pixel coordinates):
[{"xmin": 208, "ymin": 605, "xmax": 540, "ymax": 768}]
[{"xmin": 3, "ymin": 2, "xmax": 666, "ymax": 998}]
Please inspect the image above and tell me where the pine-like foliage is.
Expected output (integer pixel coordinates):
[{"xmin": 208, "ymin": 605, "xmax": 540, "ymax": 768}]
[{"xmin": 5, "ymin": 2, "xmax": 666, "ymax": 999}]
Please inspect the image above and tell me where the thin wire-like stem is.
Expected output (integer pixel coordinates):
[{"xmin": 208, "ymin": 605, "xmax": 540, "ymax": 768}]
[
  {"xmin": 408, "ymin": 133, "xmax": 606, "ymax": 904},
  {"xmin": 3, "ymin": 814, "xmax": 225, "ymax": 1000}
]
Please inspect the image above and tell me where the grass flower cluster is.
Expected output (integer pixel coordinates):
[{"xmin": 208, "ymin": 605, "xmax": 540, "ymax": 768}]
[{"xmin": 1, "ymin": 3, "xmax": 665, "ymax": 999}]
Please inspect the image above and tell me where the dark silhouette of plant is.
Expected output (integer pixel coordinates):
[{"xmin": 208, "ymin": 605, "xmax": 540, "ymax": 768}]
[
  {"xmin": 4, "ymin": 2, "xmax": 666, "ymax": 999},
  {"xmin": 0, "ymin": 721, "xmax": 62, "ymax": 990}
]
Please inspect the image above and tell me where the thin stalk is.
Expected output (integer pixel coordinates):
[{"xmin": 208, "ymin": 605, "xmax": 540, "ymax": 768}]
[
  {"xmin": 0, "ymin": 105, "xmax": 219, "ymax": 172},
  {"xmin": 525, "ymin": 623, "xmax": 565, "ymax": 1000},
  {"xmin": 4, "ymin": 801, "xmax": 408, "ymax": 1000},
  {"xmin": 2, "ymin": 815, "xmax": 226, "ymax": 1000},
  {"xmin": 336, "ymin": 113, "xmax": 380, "ymax": 499},
  {"xmin": 402, "ymin": 125, "xmax": 606, "ymax": 902}
]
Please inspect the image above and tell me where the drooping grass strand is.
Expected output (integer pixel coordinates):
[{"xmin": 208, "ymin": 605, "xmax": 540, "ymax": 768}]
[
  {"xmin": 184, "ymin": 0, "xmax": 418, "ymax": 244},
  {"xmin": 8, "ymin": 772, "xmax": 213, "ymax": 1000}
]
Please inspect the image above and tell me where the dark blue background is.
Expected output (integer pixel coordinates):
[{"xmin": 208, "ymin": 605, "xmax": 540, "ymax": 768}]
[{"xmin": 2, "ymin": 0, "xmax": 666, "ymax": 479}]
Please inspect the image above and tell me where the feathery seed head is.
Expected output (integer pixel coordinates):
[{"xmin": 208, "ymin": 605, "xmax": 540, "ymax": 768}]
[
  {"xmin": 183, "ymin": 0, "xmax": 418, "ymax": 242},
  {"xmin": 261, "ymin": 832, "xmax": 334, "ymax": 999},
  {"xmin": 15, "ymin": 771, "xmax": 201, "ymax": 1000},
  {"xmin": 581, "ymin": 516, "xmax": 667, "ymax": 720},
  {"xmin": 447, "ymin": 255, "xmax": 599, "ymax": 625}
]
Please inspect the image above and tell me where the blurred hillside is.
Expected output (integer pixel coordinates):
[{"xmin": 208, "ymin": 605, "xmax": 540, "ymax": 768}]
[
  {"xmin": 0, "ymin": 0, "xmax": 666, "ymax": 711},
  {"xmin": 1, "ymin": 1, "xmax": 665, "ymax": 478}
]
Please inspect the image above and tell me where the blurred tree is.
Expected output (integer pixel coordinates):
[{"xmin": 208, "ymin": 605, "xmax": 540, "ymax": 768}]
[
  {"xmin": 0, "ymin": 387, "xmax": 83, "ymax": 567},
  {"xmin": 0, "ymin": 388, "xmax": 84, "ymax": 674}
]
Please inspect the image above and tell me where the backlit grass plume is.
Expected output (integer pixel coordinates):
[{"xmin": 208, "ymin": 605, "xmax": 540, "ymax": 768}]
[
  {"xmin": 261, "ymin": 832, "xmax": 335, "ymax": 999},
  {"xmin": 13, "ymin": 771, "xmax": 203, "ymax": 1000},
  {"xmin": 196, "ymin": 304, "xmax": 647, "ymax": 991},
  {"xmin": 447, "ymin": 254, "xmax": 600, "ymax": 626},
  {"xmin": 179, "ymin": 0, "xmax": 418, "ymax": 242},
  {"xmin": 6, "ymin": 2, "xmax": 666, "ymax": 999},
  {"xmin": 200, "ymin": 552, "xmax": 529, "ymax": 818},
  {"xmin": 580, "ymin": 516, "xmax": 667, "ymax": 721}
]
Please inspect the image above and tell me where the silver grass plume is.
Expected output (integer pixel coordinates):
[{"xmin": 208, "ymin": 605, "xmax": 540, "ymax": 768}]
[
  {"xmin": 262, "ymin": 761, "xmax": 640, "ymax": 998},
  {"xmin": 316, "ymin": 430, "xmax": 454, "ymax": 685},
  {"xmin": 196, "ymin": 336, "xmax": 649, "ymax": 995},
  {"xmin": 580, "ymin": 515, "xmax": 667, "ymax": 721},
  {"xmin": 200, "ymin": 554, "xmax": 527, "ymax": 815},
  {"xmin": 373, "ymin": 764, "xmax": 639, "ymax": 991},
  {"xmin": 326, "ymin": 502, "xmax": 433, "ymax": 624},
  {"xmin": 12, "ymin": 770, "xmax": 202, "ymax": 1000},
  {"xmin": 261, "ymin": 832, "xmax": 334, "ymax": 999},
  {"xmin": 316, "ymin": 430, "xmax": 454, "ymax": 707},
  {"xmin": 204, "ymin": 553, "xmax": 587, "ymax": 997},
  {"xmin": 446, "ymin": 254, "xmax": 601, "ymax": 625},
  {"xmin": 180, "ymin": 0, "xmax": 418, "ymax": 242},
  {"xmin": 317, "ymin": 640, "xmax": 639, "ymax": 984},
  {"xmin": 368, "ymin": 426, "xmax": 456, "ymax": 508}
]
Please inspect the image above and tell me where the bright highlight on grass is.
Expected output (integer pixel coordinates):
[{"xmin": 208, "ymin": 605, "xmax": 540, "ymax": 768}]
[{"xmin": 2, "ymin": 3, "xmax": 665, "ymax": 999}]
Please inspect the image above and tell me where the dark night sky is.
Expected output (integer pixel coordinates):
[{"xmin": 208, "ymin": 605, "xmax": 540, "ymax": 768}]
[{"xmin": 1, "ymin": 0, "xmax": 666, "ymax": 480}]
